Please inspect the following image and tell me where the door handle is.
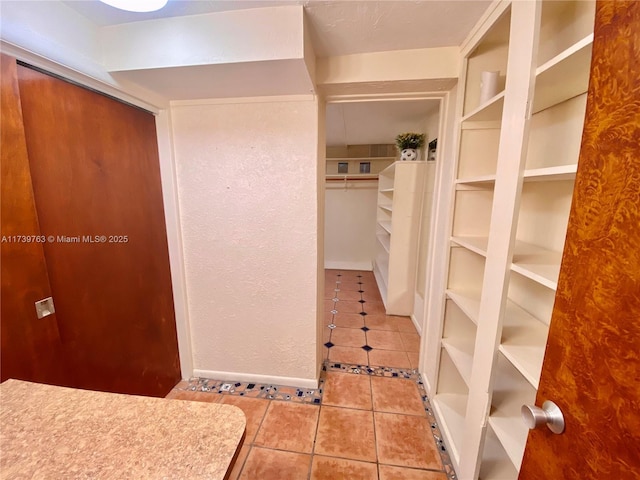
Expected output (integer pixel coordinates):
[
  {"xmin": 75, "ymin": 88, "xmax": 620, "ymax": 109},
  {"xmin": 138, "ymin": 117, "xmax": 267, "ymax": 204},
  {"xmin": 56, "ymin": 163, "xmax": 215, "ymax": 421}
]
[{"xmin": 521, "ymin": 400, "xmax": 565, "ymax": 434}]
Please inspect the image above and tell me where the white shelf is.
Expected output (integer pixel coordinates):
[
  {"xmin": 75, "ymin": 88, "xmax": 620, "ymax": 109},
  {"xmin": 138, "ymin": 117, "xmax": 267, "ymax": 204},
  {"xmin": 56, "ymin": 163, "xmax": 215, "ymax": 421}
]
[
  {"xmin": 451, "ymin": 235, "xmax": 489, "ymax": 257},
  {"xmin": 479, "ymin": 423, "xmax": 519, "ymax": 480},
  {"xmin": 373, "ymin": 262, "xmax": 388, "ymax": 308},
  {"xmin": 488, "ymin": 353, "xmax": 537, "ymax": 470},
  {"xmin": 533, "ymin": 34, "xmax": 593, "ymax": 113},
  {"xmin": 446, "ymin": 290, "xmax": 481, "ymax": 325},
  {"xmin": 523, "ymin": 164, "xmax": 577, "ymax": 182},
  {"xmin": 379, "ymin": 162, "xmax": 397, "ymax": 178},
  {"xmin": 500, "ymin": 300, "xmax": 549, "ymax": 388},
  {"xmin": 373, "ymin": 162, "xmax": 425, "ymax": 315},
  {"xmin": 377, "ymin": 234, "xmax": 390, "ymax": 254},
  {"xmin": 441, "ymin": 339, "xmax": 475, "ymax": 386},
  {"xmin": 432, "ymin": 394, "xmax": 468, "ymax": 466},
  {"xmin": 462, "ymin": 91, "xmax": 506, "ymax": 123},
  {"xmin": 511, "ymin": 241, "xmax": 563, "ymax": 290},
  {"xmin": 378, "ymin": 220, "xmax": 392, "ymax": 235},
  {"xmin": 456, "ymin": 174, "xmax": 497, "ymax": 187}
]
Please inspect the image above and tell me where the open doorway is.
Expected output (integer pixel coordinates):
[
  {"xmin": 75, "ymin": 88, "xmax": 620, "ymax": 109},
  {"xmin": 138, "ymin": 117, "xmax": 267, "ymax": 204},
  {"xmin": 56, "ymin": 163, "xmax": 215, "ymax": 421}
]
[{"xmin": 323, "ymin": 98, "xmax": 441, "ymax": 321}]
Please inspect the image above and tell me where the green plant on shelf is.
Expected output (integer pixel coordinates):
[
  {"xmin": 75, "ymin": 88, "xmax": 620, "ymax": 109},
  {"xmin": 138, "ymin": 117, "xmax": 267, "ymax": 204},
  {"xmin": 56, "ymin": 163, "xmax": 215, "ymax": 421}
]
[{"xmin": 395, "ymin": 132, "xmax": 426, "ymax": 150}]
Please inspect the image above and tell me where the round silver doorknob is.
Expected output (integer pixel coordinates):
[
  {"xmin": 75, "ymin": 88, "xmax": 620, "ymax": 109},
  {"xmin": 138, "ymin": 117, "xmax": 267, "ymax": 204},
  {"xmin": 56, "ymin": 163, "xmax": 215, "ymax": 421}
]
[{"xmin": 521, "ymin": 400, "xmax": 565, "ymax": 434}]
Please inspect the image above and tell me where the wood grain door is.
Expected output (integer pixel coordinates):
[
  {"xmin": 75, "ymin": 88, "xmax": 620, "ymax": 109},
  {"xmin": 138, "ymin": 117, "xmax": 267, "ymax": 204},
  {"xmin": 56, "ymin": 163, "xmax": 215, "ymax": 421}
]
[
  {"xmin": 12, "ymin": 64, "xmax": 181, "ymax": 397},
  {"xmin": 1, "ymin": 54, "xmax": 68, "ymax": 385},
  {"xmin": 519, "ymin": 2, "xmax": 640, "ymax": 478}
]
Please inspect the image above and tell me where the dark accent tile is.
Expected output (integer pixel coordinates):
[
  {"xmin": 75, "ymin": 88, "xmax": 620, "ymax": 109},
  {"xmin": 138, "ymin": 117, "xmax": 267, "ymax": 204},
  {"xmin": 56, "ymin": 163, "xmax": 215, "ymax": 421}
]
[
  {"xmin": 361, "ymin": 326, "xmax": 370, "ymax": 332},
  {"xmin": 362, "ymin": 345, "xmax": 373, "ymax": 352},
  {"xmin": 324, "ymin": 342, "xmax": 334, "ymax": 348}
]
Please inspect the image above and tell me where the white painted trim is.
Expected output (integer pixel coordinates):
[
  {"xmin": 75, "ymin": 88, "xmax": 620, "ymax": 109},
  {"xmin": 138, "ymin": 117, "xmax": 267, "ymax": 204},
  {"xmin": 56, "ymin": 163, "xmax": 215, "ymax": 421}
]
[
  {"xmin": 411, "ymin": 292, "xmax": 424, "ymax": 336},
  {"xmin": 156, "ymin": 111, "xmax": 193, "ymax": 380},
  {"xmin": 325, "ymin": 92, "xmax": 447, "ymax": 104},
  {"xmin": 421, "ymin": 371, "xmax": 434, "ymax": 394},
  {"xmin": 193, "ymin": 369, "xmax": 319, "ymax": 390},
  {"xmin": 420, "ymin": 86, "xmax": 461, "ymax": 393},
  {"xmin": 0, "ymin": 40, "xmax": 167, "ymax": 113},
  {"xmin": 170, "ymin": 94, "xmax": 316, "ymax": 107},
  {"xmin": 324, "ymin": 260, "xmax": 373, "ymax": 271}
]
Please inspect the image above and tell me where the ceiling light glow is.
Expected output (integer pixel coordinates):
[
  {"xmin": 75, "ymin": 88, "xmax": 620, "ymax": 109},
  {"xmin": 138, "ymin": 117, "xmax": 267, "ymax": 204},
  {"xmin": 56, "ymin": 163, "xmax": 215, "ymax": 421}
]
[{"xmin": 99, "ymin": 0, "xmax": 169, "ymax": 13}]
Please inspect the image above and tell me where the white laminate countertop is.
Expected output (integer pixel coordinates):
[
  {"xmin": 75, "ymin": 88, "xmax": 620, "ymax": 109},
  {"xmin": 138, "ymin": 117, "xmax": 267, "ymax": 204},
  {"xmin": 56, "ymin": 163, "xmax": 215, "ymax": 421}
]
[{"xmin": 0, "ymin": 379, "xmax": 246, "ymax": 479}]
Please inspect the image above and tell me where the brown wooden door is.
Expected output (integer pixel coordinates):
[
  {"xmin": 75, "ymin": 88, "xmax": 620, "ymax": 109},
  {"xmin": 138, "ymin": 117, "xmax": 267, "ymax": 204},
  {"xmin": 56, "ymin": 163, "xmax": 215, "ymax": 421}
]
[
  {"xmin": 1, "ymin": 60, "xmax": 181, "ymax": 397},
  {"xmin": 519, "ymin": 2, "xmax": 640, "ymax": 478},
  {"xmin": 1, "ymin": 54, "xmax": 69, "ymax": 385}
]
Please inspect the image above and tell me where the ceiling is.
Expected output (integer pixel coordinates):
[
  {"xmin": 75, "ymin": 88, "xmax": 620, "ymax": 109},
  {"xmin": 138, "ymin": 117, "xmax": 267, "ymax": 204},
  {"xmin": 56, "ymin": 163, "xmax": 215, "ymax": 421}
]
[
  {"xmin": 63, "ymin": 0, "xmax": 490, "ymax": 57},
  {"xmin": 61, "ymin": 0, "xmax": 489, "ymax": 146}
]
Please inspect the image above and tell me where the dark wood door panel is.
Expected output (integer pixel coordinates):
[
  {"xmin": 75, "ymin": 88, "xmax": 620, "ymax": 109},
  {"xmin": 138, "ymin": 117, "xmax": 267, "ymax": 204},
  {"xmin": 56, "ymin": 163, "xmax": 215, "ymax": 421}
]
[
  {"xmin": 520, "ymin": 2, "xmax": 640, "ymax": 478},
  {"xmin": 1, "ymin": 54, "xmax": 68, "ymax": 385},
  {"xmin": 16, "ymin": 65, "xmax": 181, "ymax": 396}
]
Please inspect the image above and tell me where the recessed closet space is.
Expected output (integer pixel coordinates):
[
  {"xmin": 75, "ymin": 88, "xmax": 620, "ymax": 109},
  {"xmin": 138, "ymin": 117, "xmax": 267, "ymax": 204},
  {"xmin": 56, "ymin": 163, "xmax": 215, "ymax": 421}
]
[{"xmin": 323, "ymin": 98, "xmax": 441, "ymax": 319}]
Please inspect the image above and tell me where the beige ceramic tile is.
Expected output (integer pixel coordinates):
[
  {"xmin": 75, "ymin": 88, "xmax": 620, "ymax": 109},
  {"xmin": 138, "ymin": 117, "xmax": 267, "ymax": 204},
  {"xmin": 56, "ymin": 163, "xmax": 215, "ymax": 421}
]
[
  {"xmin": 368, "ymin": 349, "xmax": 412, "ymax": 369},
  {"xmin": 329, "ymin": 346, "xmax": 369, "ymax": 365},
  {"xmin": 336, "ymin": 289, "xmax": 364, "ymax": 301},
  {"xmin": 400, "ymin": 332, "xmax": 421, "ymax": 353},
  {"xmin": 253, "ymin": 402, "xmax": 319, "ymax": 453},
  {"xmin": 335, "ymin": 300, "xmax": 364, "ymax": 314},
  {"xmin": 371, "ymin": 377, "xmax": 425, "ymax": 416},
  {"xmin": 333, "ymin": 313, "xmax": 366, "ymax": 329},
  {"xmin": 366, "ymin": 330, "xmax": 405, "ymax": 350},
  {"xmin": 311, "ymin": 455, "xmax": 378, "ymax": 480},
  {"xmin": 408, "ymin": 352, "xmax": 420, "ymax": 369},
  {"xmin": 365, "ymin": 315, "xmax": 399, "ymax": 331},
  {"xmin": 374, "ymin": 412, "xmax": 443, "ymax": 470},
  {"xmin": 331, "ymin": 327, "xmax": 367, "ymax": 348},
  {"xmin": 322, "ymin": 372, "xmax": 372, "ymax": 410},
  {"xmin": 238, "ymin": 447, "xmax": 310, "ymax": 480},
  {"xmin": 315, "ymin": 406, "xmax": 377, "ymax": 462},
  {"xmin": 362, "ymin": 301, "xmax": 386, "ymax": 314},
  {"xmin": 378, "ymin": 465, "xmax": 448, "ymax": 480},
  {"xmin": 395, "ymin": 317, "xmax": 419, "ymax": 334}
]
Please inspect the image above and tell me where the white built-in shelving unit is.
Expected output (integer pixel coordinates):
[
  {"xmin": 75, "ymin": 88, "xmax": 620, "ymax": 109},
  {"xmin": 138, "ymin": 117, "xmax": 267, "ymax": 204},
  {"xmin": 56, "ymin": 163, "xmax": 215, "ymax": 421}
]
[
  {"xmin": 373, "ymin": 161, "xmax": 425, "ymax": 315},
  {"xmin": 424, "ymin": 1, "xmax": 595, "ymax": 478}
]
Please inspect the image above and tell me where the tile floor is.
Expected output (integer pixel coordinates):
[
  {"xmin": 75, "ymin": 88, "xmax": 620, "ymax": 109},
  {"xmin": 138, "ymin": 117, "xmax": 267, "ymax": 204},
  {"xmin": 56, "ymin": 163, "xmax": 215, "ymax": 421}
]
[{"xmin": 165, "ymin": 270, "xmax": 455, "ymax": 480}]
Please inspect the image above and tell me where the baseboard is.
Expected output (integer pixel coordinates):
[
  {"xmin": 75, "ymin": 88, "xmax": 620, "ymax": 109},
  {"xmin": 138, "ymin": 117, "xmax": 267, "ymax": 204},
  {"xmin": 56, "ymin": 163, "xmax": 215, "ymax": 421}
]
[
  {"xmin": 192, "ymin": 369, "xmax": 319, "ymax": 389},
  {"xmin": 324, "ymin": 260, "xmax": 373, "ymax": 271}
]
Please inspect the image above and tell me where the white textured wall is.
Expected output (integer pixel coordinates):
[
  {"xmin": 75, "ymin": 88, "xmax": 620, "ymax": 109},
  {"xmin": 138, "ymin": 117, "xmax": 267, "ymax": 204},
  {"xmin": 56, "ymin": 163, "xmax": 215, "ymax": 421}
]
[
  {"xmin": 171, "ymin": 97, "xmax": 320, "ymax": 385},
  {"xmin": 324, "ymin": 183, "xmax": 378, "ymax": 271}
]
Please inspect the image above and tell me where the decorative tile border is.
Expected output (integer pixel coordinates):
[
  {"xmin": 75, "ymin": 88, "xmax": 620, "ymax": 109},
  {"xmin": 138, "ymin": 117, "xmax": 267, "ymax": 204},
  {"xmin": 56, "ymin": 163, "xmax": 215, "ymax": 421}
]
[{"xmin": 178, "ymin": 377, "xmax": 323, "ymax": 404}]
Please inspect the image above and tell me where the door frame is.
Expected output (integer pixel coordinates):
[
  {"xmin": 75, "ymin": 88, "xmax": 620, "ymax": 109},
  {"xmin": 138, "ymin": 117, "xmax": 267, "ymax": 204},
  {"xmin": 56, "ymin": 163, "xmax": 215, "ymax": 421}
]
[{"xmin": 323, "ymin": 90, "xmax": 455, "ymax": 365}]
